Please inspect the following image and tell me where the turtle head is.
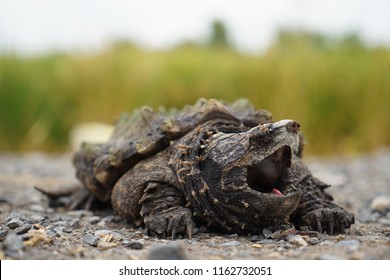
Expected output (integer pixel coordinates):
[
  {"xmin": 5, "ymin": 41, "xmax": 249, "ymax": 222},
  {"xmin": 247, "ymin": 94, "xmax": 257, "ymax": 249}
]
[{"xmin": 199, "ymin": 120, "xmax": 302, "ymax": 231}]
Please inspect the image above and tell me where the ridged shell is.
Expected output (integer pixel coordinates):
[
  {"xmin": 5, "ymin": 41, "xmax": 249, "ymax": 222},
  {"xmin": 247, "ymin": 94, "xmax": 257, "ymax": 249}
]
[{"xmin": 73, "ymin": 99, "xmax": 272, "ymax": 200}]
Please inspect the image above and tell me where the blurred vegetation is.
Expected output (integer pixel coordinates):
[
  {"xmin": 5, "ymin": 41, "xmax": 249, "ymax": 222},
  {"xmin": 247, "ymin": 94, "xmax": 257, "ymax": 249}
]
[
  {"xmin": 209, "ymin": 20, "xmax": 230, "ymax": 48},
  {"xmin": 0, "ymin": 27, "xmax": 389, "ymax": 155}
]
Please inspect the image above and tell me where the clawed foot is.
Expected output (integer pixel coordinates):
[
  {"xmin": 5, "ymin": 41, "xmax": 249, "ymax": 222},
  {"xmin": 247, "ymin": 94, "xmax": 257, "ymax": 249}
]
[
  {"xmin": 143, "ymin": 206, "xmax": 195, "ymax": 239},
  {"xmin": 35, "ymin": 184, "xmax": 109, "ymax": 210},
  {"xmin": 298, "ymin": 207, "xmax": 354, "ymax": 234}
]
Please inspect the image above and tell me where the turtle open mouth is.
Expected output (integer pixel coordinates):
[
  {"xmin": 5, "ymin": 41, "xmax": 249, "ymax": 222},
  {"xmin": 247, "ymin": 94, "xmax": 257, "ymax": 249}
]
[{"xmin": 247, "ymin": 146, "xmax": 293, "ymax": 196}]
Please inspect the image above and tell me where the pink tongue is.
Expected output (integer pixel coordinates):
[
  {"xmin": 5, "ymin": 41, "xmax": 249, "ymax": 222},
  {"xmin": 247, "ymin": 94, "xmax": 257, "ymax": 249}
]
[{"xmin": 272, "ymin": 188, "xmax": 284, "ymax": 196}]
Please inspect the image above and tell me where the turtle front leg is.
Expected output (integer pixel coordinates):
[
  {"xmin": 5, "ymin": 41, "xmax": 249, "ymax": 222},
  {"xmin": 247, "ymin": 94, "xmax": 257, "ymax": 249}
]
[
  {"xmin": 140, "ymin": 182, "xmax": 195, "ymax": 239},
  {"xmin": 291, "ymin": 176, "xmax": 354, "ymax": 234}
]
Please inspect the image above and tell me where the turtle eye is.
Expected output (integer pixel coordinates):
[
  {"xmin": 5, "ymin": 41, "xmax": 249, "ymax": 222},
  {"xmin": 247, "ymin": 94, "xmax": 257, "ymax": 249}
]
[{"xmin": 249, "ymin": 129, "xmax": 270, "ymax": 146}]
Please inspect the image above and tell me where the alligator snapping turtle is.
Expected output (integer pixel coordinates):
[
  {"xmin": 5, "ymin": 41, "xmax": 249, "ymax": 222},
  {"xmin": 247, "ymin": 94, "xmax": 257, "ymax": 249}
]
[{"xmin": 67, "ymin": 99, "xmax": 355, "ymax": 238}]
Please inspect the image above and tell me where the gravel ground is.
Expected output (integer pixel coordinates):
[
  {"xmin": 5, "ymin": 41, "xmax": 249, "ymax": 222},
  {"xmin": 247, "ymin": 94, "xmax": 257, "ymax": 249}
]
[{"xmin": 0, "ymin": 150, "xmax": 389, "ymax": 260}]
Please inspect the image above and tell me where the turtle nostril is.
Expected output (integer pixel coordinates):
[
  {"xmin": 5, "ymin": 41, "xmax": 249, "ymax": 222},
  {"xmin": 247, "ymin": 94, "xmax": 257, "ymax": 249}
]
[{"xmin": 286, "ymin": 121, "xmax": 300, "ymax": 133}]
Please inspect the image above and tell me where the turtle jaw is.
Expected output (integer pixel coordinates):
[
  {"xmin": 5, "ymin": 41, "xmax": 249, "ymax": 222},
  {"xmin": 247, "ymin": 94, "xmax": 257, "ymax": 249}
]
[
  {"xmin": 246, "ymin": 145, "xmax": 292, "ymax": 195},
  {"xmin": 244, "ymin": 187, "xmax": 302, "ymax": 221},
  {"xmin": 244, "ymin": 145, "xmax": 302, "ymax": 218}
]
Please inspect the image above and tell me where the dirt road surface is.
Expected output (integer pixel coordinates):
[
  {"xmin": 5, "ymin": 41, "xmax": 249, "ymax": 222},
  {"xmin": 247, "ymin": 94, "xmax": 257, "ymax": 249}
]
[{"xmin": 1, "ymin": 150, "xmax": 389, "ymax": 260}]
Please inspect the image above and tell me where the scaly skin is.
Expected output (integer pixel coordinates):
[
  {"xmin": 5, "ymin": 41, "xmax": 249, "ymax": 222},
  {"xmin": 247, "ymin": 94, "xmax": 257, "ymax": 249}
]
[
  {"xmin": 65, "ymin": 99, "xmax": 355, "ymax": 238},
  {"xmin": 111, "ymin": 119, "xmax": 354, "ymax": 237}
]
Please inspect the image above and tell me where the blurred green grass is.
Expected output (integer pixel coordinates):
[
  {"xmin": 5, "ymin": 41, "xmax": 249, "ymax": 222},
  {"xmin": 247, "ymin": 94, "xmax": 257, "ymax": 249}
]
[{"xmin": 0, "ymin": 31, "xmax": 389, "ymax": 155}]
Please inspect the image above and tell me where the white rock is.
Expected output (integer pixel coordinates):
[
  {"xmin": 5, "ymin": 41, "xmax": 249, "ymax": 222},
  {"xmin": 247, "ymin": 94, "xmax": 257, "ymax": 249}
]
[
  {"xmin": 371, "ymin": 196, "xmax": 390, "ymax": 213},
  {"xmin": 289, "ymin": 235, "xmax": 308, "ymax": 247}
]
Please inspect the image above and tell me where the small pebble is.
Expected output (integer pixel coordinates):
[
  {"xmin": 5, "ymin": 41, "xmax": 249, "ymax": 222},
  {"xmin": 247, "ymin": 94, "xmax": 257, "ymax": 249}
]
[
  {"xmin": 285, "ymin": 234, "xmax": 295, "ymax": 241},
  {"xmin": 113, "ymin": 232, "xmax": 125, "ymax": 240},
  {"xmin": 3, "ymin": 233, "xmax": 24, "ymax": 252},
  {"xmin": 288, "ymin": 235, "xmax": 308, "ymax": 247},
  {"xmin": 48, "ymin": 214, "xmax": 63, "ymax": 223},
  {"xmin": 63, "ymin": 227, "xmax": 73, "ymax": 233},
  {"xmin": 301, "ymin": 235, "xmax": 311, "ymax": 242},
  {"xmin": 308, "ymin": 237, "xmax": 320, "ymax": 245},
  {"xmin": 123, "ymin": 240, "xmax": 144, "ymax": 250},
  {"xmin": 46, "ymin": 229, "xmax": 58, "ymax": 237},
  {"xmin": 26, "ymin": 214, "xmax": 46, "ymax": 224},
  {"xmin": 262, "ymin": 228, "xmax": 272, "ymax": 239},
  {"xmin": 83, "ymin": 234, "xmax": 99, "ymax": 247},
  {"xmin": 6, "ymin": 218, "xmax": 23, "ymax": 229},
  {"xmin": 54, "ymin": 226, "xmax": 64, "ymax": 235},
  {"xmin": 68, "ymin": 219, "xmax": 80, "ymax": 228},
  {"xmin": 88, "ymin": 216, "xmax": 101, "ymax": 225},
  {"xmin": 14, "ymin": 224, "xmax": 32, "ymax": 235},
  {"xmin": 6, "ymin": 212, "xmax": 22, "ymax": 222}
]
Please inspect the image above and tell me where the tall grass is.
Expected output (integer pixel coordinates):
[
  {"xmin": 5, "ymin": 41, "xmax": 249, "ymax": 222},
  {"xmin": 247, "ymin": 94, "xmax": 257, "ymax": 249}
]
[{"xmin": 0, "ymin": 33, "xmax": 389, "ymax": 155}]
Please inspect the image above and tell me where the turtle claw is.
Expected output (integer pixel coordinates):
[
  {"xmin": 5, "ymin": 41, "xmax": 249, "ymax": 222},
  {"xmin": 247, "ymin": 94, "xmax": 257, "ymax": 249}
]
[
  {"xmin": 316, "ymin": 220, "xmax": 323, "ymax": 233},
  {"xmin": 299, "ymin": 207, "xmax": 354, "ymax": 235},
  {"xmin": 339, "ymin": 223, "xmax": 344, "ymax": 234},
  {"xmin": 171, "ymin": 227, "xmax": 177, "ymax": 240},
  {"xmin": 327, "ymin": 220, "xmax": 334, "ymax": 235},
  {"xmin": 35, "ymin": 184, "xmax": 107, "ymax": 210},
  {"xmin": 144, "ymin": 206, "xmax": 194, "ymax": 239},
  {"xmin": 186, "ymin": 222, "xmax": 194, "ymax": 239}
]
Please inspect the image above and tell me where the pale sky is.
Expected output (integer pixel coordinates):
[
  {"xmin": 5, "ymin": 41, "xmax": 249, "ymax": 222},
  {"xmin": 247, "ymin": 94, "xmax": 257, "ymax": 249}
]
[{"xmin": 0, "ymin": 0, "xmax": 389, "ymax": 54}]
